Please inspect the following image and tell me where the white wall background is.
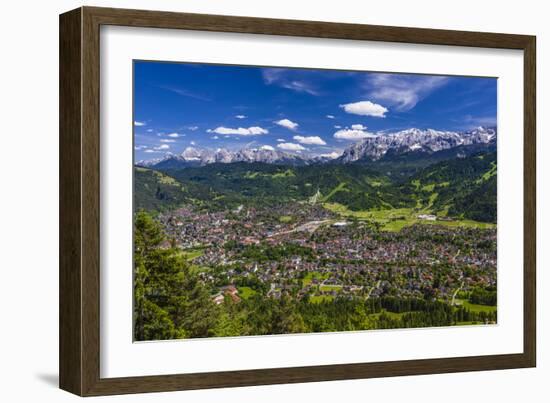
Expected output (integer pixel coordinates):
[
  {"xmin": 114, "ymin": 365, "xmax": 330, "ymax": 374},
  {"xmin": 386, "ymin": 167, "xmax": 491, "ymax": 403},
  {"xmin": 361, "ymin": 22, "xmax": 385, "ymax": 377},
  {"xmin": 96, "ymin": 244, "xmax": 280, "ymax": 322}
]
[{"xmin": 0, "ymin": 0, "xmax": 546, "ymax": 401}]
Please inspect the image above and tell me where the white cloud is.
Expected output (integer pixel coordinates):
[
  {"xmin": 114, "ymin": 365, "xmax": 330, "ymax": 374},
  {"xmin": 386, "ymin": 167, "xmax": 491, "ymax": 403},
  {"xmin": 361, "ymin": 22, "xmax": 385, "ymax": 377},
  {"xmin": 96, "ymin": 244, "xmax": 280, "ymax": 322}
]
[
  {"xmin": 235, "ymin": 115, "xmax": 247, "ymax": 119},
  {"xmin": 144, "ymin": 149, "xmax": 156, "ymax": 153},
  {"xmin": 293, "ymin": 135, "xmax": 326, "ymax": 145},
  {"xmin": 260, "ymin": 145, "xmax": 275, "ymax": 151},
  {"xmin": 262, "ymin": 68, "xmax": 319, "ymax": 95},
  {"xmin": 277, "ymin": 142, "xmax": 306, "ymax": 151},
  {"xmin": 154, "ymin": 144, "xmax": 170, "ymax": 150},
  {"xmin": 160, "ymin": 139, "xmax": 175, "ymax": 143},
  {"xmin": 134, "ymin": 121, "xmax": 146, "ymax": 126},
  {"xmin": 277, "ymin": 138, "xmax": 286, "ymax": 142},
  {"xmin": 147, "ymin": 129, "xmax": 154, "ymax": 132},
  {"xmin": 275, "ymin": 119, "xmax": 299, "ymax": 131},
  {"xmin": 340, "ymin": 101, "xmax": 388, "ymax": 117},
  {"xmin": 351, "ymin": 124, "xmax": 367, "ymax": 130},
  {"xmin": 210, "ymin": 126, "xmax": 268, "ymax": 136},
  {"xmin": 366, "ymin": 74, "xmax": 449, "ymax": 111},
  {"xmin": 134, "ymin": 145, "xmax": 148, "ymax": 150},
  {"xmin": 159, "ymin": 86, "xmax": 210, "ymax": 101},
  {"xmin": 462, "ymin": 114, "xmax": 497, "ymax": 128},
  {"xmin": 187, "ymin": 126, "xmax": 199, "ymax": 131},
  {"xmin": 167, "ymin": 132, "xmax": 181, "ymax": 138},
  {"xmin": 334, "ymin": 126, "xmax": 377, "ymax": 141},
  {"xmin": 282, "ymin": 81, "xmax": 317, "ymax": 95},
  {"xmin": 211, "ymin": 135, "xmax": 219, "ymax": 140},
  {"xmin": 317, "ymin": 151, "xmax": 341, "ymax": 159},
  {"xmin": 326, "ymin": 115, "xmax": 335, "ymax": 119},
  {"xmin": 334, "ymin": 125, "xmax": 342, "ymax": 129},
  {"xmin": 190, "ymin": 141, "xmax": 196, "ymax": 146}
]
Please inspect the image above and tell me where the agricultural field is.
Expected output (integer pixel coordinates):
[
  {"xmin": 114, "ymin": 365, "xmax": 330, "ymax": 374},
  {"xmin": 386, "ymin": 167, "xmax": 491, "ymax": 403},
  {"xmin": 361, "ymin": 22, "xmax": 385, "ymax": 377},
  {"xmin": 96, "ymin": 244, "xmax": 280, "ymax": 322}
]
[{"xmin": 323, "ymin": 202, "xmax": 495, "ymax": 232}]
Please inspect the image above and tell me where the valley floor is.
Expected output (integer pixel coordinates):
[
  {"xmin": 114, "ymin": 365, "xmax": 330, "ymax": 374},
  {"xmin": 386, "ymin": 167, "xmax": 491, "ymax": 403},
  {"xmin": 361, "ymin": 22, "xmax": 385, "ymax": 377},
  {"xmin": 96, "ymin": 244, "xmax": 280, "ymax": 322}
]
[
  {"xmin": 133, "ymin": 200, "xmax": 498, "ymax": 340},
  {"xmin": 323, "ymin": 202, "xmax": 496, "ymax": 232}
]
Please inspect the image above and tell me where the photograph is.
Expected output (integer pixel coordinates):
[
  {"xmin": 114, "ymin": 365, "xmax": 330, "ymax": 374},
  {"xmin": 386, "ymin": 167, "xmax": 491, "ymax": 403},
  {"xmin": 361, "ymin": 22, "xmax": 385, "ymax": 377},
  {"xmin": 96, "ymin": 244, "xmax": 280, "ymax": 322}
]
[{"xmin": 132, "ymin": 61, "xmax": 498, "ymax": 341}]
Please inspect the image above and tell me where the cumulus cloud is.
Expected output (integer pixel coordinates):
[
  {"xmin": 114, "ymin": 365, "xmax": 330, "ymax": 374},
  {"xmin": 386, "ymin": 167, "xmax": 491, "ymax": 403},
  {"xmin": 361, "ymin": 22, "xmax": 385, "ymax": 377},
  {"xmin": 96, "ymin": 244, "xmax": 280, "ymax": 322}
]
[
  {"xmin": 340, "ymin": 101, "xmax": 388, "ymax": 117},
  {"xmin": 260, "ymin": 145, "xmax": 275, "ymax": 151},
  {"xmin": 210, "ymin": 126, "xmax": 268, "ymax": 136},
  {"xmin": 167, "ymin": 132, "xmax": 181, "ymax": 138},
  {"xmin": 276, "ymin": 138, "xmax": 286, "ymax": 142},
  {"xmin": 366, "ymin": 73, "xmax": 449, "ymax": 111},
  {"xmin": 144, "ymin": 149, "xmax": 156, "ymax": 153},
  {"xmin": 333, "ymin": 125, "xmax": 377, "ymax": 141},
  {"xmin": 351, "ymin": 124, "xmax": 367, "ymax": 130},
  {"xmin": 293, "ymin": 135, "xmax": 326, "ymax": 145},
  {"xmin": 277, "ymin": 142, "xmax": 306, "ymax": 151},
  {"xmin": 334, "ymin": 125, "xmax": 342, "ymax": 129},
  {"xmin": 154, "ymin": 144, "xmax": 170, "ymax": 150},
  {"xmin": 326, "ymin": 114, "xmax": 335, "ymax": 119},
  {"xmin": 235, "ymin": 115, "xmax": 247, "ymax": 119},
  {"xmin": 134, "ymin": 121, "xmax": 146, "ymax": 126},
  {"xmin": 160, "ymin": 139, "xmax": 175, "ymax": 143},
  {"xmin": 275, "ymin": 119, "xmax": 299, "ymax": 131},
  {"xmin": 187, "ymin": 126, "xmax": 199, "ymax": 131}
]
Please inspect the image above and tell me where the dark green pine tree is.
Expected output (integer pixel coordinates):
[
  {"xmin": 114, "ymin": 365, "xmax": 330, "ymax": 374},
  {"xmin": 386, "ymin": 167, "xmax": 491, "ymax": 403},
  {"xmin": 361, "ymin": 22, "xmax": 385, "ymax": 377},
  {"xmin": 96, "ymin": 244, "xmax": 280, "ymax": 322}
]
[{"xmin": 133, "ymin": 211, "xmax": 219, "ymax": 341}]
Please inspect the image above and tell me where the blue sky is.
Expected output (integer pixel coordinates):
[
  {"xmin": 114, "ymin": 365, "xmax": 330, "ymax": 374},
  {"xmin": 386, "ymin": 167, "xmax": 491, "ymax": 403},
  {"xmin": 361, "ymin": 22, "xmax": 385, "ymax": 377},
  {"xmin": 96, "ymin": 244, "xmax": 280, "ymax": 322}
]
[{"xmin": 134, "ymin": 61, "xmax": 497, "ymax": 160}]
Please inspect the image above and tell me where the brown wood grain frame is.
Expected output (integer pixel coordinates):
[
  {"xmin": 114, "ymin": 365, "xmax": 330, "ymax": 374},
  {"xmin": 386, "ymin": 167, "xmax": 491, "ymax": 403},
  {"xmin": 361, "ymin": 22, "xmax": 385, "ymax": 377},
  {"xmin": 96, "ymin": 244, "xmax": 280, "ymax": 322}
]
[{"xmin": 59, "ymin": 6, "xmax": 536, "ymax": 396}]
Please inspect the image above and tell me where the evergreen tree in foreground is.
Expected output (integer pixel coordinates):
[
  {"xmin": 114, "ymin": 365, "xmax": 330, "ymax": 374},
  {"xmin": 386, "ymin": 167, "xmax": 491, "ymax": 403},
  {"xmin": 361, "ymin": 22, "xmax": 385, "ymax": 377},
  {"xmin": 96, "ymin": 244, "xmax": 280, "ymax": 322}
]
[{"xmin": 133, "ymin": 211, "xmax": 219, "ymax": 341}]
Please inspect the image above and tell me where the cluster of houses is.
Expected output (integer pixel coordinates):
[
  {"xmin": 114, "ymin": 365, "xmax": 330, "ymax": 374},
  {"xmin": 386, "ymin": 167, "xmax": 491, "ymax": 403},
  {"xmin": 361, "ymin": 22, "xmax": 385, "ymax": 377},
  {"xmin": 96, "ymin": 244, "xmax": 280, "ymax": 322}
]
[
  {"xmin": 212, "ymin": 285, "xmax": 241, "ymax": 305},
  {"xmin": 157, "ymin": 202, "xmax": 497, "ymax": 304}
]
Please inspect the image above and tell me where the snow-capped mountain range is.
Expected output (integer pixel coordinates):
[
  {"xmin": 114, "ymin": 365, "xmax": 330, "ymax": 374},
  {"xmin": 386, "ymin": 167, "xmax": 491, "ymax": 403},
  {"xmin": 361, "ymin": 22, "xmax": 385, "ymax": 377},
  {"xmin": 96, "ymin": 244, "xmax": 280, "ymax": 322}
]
[
  {"xmin": 138, "ymin": 146, "xmax": 309, "ymax": 169},
  {"xmin": 338, "ymin": 126, "xmax": 496, "ymax": 163},
  {"xmin": 136, "ymin": 127, "xmax": 496, "ymax": 168}
]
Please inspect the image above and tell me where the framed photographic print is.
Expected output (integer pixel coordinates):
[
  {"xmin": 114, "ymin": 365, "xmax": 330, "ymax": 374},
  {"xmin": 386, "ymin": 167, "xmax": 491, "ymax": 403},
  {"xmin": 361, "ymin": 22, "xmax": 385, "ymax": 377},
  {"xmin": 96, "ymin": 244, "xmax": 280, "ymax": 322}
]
[{"xmin": 59, "ymin": 6, "xmax": 536, "ymax": 396}]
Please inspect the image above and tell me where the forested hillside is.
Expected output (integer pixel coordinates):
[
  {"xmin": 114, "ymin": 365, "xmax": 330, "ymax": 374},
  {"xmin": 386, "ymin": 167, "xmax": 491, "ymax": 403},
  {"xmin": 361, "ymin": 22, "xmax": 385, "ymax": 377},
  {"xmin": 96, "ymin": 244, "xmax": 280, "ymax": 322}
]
[
  {"xmin": 407, "ymin": 152, "xmax": 497, "ymax": 222},
  {"xmin": 135, "ymin": 151, "xmax": 497, "ymax": 224}
]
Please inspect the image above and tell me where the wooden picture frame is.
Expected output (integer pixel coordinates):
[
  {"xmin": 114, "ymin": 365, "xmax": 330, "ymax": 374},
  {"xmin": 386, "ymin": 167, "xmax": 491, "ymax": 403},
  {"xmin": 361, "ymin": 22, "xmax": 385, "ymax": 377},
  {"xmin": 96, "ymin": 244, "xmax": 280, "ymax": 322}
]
[{"xmin": 59, "ymin": 6, "xmax": 536, "ymax": 396}]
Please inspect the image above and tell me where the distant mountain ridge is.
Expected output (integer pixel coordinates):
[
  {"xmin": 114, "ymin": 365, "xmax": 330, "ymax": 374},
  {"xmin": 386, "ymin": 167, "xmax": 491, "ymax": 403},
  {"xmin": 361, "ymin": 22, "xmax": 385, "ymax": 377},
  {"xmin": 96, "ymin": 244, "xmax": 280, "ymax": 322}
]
[
  {"xmin": 138, "ymin": 146, "xmax": 309, "ymax": 169},
  {"xmin": 136, "ymin": 126, "xmax": 497, "ymax": 169},
  {"xmin": 337, "ymin": 126, "xmax": 496, "ymax": 163}
]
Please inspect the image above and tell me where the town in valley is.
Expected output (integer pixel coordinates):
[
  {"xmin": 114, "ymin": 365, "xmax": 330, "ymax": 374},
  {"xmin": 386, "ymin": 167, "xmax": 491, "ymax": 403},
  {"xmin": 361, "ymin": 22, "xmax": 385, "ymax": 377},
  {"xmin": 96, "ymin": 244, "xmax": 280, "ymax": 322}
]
[{"xmin": 133, "ymin": 61, "xmax": 497, "ymax": 340}]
